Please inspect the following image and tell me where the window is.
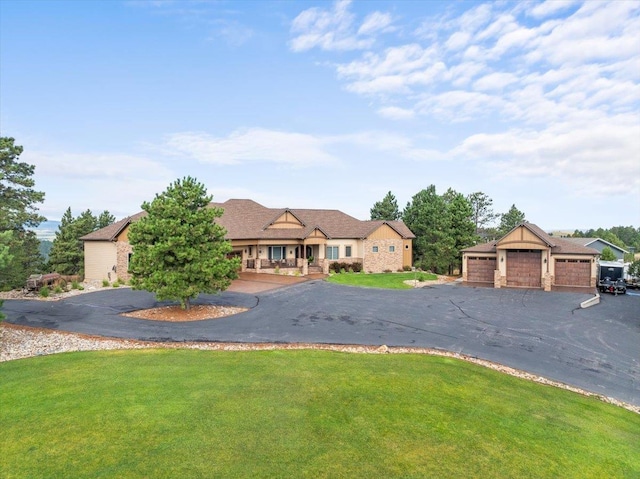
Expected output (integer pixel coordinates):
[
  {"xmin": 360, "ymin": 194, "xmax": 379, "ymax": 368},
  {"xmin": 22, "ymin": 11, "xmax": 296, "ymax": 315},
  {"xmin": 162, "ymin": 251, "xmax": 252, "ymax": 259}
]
[
  {"xmin": 372, "ymin": 246, "xmax": 379, "ymax": 253},
  {"xmin": 268, "ymin": 246, "xmax": 286, "ymax": 260},
  {"xmin": 389, "ymin": 245, "xmax": 395, "ymax": 253},
  {"xmin": 326, "ymin": 246, "xmax": 339, "ymax": 260},
  {"xmin": 345, "ymin": 246, "xmax": 352, "ymax": 258},
  {"xmin": 248, "ymin": 246, "xmax": 253, "ymax": 257}
]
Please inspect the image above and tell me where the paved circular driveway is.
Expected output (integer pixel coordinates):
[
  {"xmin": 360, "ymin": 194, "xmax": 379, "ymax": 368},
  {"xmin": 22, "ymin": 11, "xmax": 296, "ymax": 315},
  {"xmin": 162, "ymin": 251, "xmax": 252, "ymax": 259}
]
[{"xmin": 3, "ymin": 281, "xmax": 639, "ymax": 407}]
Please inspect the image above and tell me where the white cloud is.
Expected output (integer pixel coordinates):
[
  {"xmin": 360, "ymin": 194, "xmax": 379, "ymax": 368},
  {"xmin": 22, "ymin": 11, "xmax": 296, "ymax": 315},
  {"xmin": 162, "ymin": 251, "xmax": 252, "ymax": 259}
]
[
  {"xmin": 528, "ymin": 0, "xmax": 578, "ymax": 19},
  {"xmin": 358, "ymin": 11, "xmax": 393, "ymax": 35},
  {"xmin": 473, "ymin": 72, "xmax": 518, "ymax": 91},
  {"xmin": 289, "ymin": 0, "xmax": 392, "ymax": 52},
  {"xmin": 163, "ymin": 129, "xmax": 339, "ymax": 167},
  {"xmin": 377, "ymin": 106, "xmax": 415, "ymax": 120},
  {"xmin": 451, "ymin": 114, "xmax": 640, "ymax": 197},
  {"xmin": 24, "ymin": 151, "xmax": 173, "ymax": 180}
]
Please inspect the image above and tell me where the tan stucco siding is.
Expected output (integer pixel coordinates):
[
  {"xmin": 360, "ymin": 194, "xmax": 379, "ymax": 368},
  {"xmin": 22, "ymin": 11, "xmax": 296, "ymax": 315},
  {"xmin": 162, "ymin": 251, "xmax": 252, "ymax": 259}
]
[{"xmin": 84, "ymin": 241, "xmax": 117, "ymax": 281}]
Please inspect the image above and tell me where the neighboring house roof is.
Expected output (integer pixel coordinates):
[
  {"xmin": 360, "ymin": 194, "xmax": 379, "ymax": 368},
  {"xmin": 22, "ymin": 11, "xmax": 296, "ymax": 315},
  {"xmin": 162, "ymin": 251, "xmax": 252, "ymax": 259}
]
[
  {"xmin": 80, "ymin": 212, "xmax": 146, "ymax": 241},
  {"xmin": 81, "ymin": 199, "xmax": 415, "ymax": 242},
  {"xmin": 562, "ymin": 237, "xmax": 629, "ymax": 254},
  {"xmin": 462, "ymin": 222, "xmax": 599, "ymax": 255}
]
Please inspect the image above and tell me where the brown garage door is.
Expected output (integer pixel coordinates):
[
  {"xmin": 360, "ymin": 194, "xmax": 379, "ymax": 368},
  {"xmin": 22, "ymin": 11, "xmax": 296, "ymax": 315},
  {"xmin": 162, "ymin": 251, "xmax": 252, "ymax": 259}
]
[
  {"xmin": 555, "ymin": 259, "xmax": 591, "ymax": 287},
  {"xmin": 506, "ymin": 250, "xmax": 541, "ymax": 287},
  {"xmin": 467, "ymin": 257, "xmax": 496, "ymax": 283}
]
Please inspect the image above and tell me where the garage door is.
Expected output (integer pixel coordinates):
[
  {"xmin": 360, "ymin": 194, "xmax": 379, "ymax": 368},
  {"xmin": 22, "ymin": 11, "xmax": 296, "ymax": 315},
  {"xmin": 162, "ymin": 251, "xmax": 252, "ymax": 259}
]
[
  {"xmin": 466, "ymin": 257, "xmax": 496, "ymax": 283},
  {"xmin": 506, "ymin": 250, "xmax": 541, "ymax": 287},
  {"xmin": 555, "ymin": 259, "xmax": 591, "ymax": 287}
]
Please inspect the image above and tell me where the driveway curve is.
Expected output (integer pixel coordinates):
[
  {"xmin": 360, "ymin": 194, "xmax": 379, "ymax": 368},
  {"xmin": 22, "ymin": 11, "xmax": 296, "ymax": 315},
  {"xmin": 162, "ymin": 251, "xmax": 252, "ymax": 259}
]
[{"xmin": 3, "ymin": 281, "xmax": 639, "ymax": 407}]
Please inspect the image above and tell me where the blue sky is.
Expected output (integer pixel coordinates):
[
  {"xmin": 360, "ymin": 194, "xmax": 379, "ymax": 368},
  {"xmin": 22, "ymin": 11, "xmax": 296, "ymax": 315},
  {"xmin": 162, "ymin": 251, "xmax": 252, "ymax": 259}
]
[{"xmin": 1, "ymin": 0, "xmax": 638, "ymax": 230}]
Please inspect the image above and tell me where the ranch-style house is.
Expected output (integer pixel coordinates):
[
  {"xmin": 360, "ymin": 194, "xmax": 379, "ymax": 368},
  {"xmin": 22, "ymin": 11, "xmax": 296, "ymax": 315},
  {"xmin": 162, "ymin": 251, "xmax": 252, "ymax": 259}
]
[{"xmin": 81, "ymin": 199, "xmax": 415, "ymax": 282}]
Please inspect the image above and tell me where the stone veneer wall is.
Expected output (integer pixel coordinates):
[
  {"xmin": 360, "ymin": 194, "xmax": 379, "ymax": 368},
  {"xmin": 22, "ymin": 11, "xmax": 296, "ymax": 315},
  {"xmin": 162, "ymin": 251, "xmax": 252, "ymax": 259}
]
[
  {"xmin": 116, "ymin": 241, "xmax": 133, "ymax": 283},
  {"xmin": 363, "ymin": 238, "xmax": 403, "ymax": 273}
]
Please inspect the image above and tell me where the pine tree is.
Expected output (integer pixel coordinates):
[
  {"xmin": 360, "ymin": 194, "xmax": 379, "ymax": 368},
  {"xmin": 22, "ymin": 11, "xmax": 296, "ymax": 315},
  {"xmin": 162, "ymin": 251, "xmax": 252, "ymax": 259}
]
[
  {"xmin": 370, "ymin": 191, "xmax": 401, "ymax": 221},
  {"xmin": 48, "ymin": 208, "xmax": 109, "ymax": 275},
  {"xmin": 498, "ymin": 204, "xmax": 526, "ymax": 235},
  {"xmin": 97, "ymin": 211, "xmax": 116, "ymax": 229},
  {"xmin": 402, "ymin": 186, "xmax": 449, "ymax": 273},
  {"xmin": 467, "ymin": 192, "xmax": 498, "ymax": 236},
  {"xmin": 443, "ymin": 189, "xmax": 475, "ymax": 274},
  {"xmin": 128, "ymin": 177, "xmax": 240, "ymax": 310},
  {"xmin": 0, "ymin": 137, "xmax": 46, "ymax": 288}
]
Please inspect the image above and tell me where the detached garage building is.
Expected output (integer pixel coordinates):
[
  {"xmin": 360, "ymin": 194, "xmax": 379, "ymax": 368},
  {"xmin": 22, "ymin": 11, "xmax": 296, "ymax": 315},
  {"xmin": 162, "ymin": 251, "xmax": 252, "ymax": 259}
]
[{"xmin": 462, "ymin": 223, "xmax": 599, "ymax": 291}]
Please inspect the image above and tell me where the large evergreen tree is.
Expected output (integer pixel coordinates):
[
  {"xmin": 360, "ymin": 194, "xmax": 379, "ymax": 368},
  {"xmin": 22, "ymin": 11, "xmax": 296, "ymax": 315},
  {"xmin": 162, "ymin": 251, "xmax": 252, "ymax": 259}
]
[
  {"xmin": 402, "ymin": 186, "xmax": 449, "ymax": 273},
  {"xmin": 370, "ymin": 191, "xmax": 401, "ymax": 221},
  {"xmin": 128, "ymin": 177, "xmax": 240, "ymax": 310},
  {"xmin": 498, "ymin": 204, "xmax": 526, "ymax": 235},
  {"xmin": 0, "ymin": 137, "xmax": 46, "ymax": 289},
  {"xmin": 467, "ymin": 191, "xmax": 498, "ymax": 237},
  {"xmin": 443, "ymin": 189, "xmax": 475, "ymax": 274}
]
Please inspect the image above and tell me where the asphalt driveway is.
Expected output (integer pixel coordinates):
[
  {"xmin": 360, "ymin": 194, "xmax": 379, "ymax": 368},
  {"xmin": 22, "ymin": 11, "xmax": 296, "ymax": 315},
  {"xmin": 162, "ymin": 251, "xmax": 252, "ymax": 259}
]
[{"xmin": 3, "ymin": 281, "xmax": 639, "ymax": 407}]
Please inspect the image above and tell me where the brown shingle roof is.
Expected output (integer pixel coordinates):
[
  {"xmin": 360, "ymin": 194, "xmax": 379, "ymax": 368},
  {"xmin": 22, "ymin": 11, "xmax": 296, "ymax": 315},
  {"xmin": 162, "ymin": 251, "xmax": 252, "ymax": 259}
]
[
  {"xmin": 82, "ymin": 199, "xmax": 415, "ymax": 242},
  {"xmin": 80, "ymin": 212, "xmax": 147, "ymax": 241}
]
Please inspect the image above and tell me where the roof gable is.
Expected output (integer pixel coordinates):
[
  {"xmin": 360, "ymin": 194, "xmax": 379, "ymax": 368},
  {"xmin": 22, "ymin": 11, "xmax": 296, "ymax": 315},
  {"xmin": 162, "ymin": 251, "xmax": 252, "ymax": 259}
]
[
  {"xmin": 496, "ymin": 223, "xmax": 554, "ymax": 249},
  {"xmin": 264, "ymin": 209, "xmax": 305, "ymax": 230}
]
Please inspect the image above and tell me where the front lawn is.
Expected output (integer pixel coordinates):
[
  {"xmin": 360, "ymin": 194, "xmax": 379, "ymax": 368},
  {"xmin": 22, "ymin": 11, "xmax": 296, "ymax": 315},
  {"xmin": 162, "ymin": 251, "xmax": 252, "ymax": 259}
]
[
  {"xmin": 1, "ymin": 350, "xmax": 638, "ymax": 478},
  {"xmin": 326, "ymin": 271, "xmax": 437, "ymax": 289}
]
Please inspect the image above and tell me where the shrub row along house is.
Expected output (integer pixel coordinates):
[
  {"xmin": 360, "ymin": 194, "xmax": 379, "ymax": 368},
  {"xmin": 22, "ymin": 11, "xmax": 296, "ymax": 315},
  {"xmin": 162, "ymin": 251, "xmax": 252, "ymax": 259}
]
[
  {"xmin": 81, "ymin": 199, "xmax": 415, "ymax": 282},
  {"xmin": 462, "ymin": 223, "xmax": 600, "ymax": 291}
]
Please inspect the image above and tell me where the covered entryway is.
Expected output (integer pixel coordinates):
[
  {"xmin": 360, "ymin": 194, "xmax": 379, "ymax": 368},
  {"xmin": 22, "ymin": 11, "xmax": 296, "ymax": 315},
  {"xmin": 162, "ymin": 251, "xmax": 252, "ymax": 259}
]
[
  {"xmin": 466, "ymin": 257, "xmax": 496, "ymax": 283},
  {"xmin": 506, "ymin": 250, "xmax": 541, "ymax": 288},
  {"xmin": 555, "ymin": 259, "xmax": 591, "ymax": 287}
]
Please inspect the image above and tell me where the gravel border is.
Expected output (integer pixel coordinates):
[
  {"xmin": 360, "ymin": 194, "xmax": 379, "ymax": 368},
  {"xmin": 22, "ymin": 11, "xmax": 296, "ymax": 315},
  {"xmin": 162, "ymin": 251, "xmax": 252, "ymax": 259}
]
[{"xmin": 1, "ymin": 323, "xmax": 637, "ymax": 414}]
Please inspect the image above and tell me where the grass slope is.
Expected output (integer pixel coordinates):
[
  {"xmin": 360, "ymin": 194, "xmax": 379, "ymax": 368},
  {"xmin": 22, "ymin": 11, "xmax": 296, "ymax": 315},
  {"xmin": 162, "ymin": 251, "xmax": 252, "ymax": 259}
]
[
  {"xmin": 326, "ymin": 272, "xmax": 437, "ymax": 289},
  {"xmin": 1, "ymin": 350, "xmax": 638, "ymax": 478}
]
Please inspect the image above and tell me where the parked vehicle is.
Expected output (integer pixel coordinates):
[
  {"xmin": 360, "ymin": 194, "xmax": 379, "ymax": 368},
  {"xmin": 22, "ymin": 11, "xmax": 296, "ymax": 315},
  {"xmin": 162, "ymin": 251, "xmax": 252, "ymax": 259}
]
[
  {"xmin": 598, "ymin": 276, "xmax": 627, "ymax": 295},
  {"xmin": 597, "ymin": 261, "xmax": 628, "ymax": 295},
  {"xmin": 24, "ymin": 273, "xmax": 61, "ymax": 293}
]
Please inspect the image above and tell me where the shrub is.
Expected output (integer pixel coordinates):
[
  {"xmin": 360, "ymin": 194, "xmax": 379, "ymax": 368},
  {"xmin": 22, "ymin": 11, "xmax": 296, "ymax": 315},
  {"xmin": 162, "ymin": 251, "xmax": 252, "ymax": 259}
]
[
  {"xmin": 102, "ymin": 279, "xmax": 109, "ymax": 287},
  {"xmin": 39, "ymin": 287, "xmax": 50, "ymax": 298},
  {"xmin": 274, "ymin": 266, "xmax": 280, "ymax": 275},
  {"xmin": 112, "ymin": 281, "xmax": 120, "ymax": 288},
  {"xmin": 417, "ymin": 273, "xmax": 427, "ymax": 282},
  {"xmin": 340, "ymin": 268, "xmax": 346, "ymax": 274},
  {"xmin": 71, "ymin": 280, "xmax": 81, "ymax": 290},
  {"xmin": 53, "ymin": 286, "xmax": 63, "ymax": 294},
  {"xmin": 351, "ymin": 262, "xmax": 363, "ymax": 273},
  {"xmin": 403, "ymin": 265, "xmax": 412, "ymax": 272},
  {"xmin": 383, "ymin": 269, "xmax": 392, "ymax": 273}
]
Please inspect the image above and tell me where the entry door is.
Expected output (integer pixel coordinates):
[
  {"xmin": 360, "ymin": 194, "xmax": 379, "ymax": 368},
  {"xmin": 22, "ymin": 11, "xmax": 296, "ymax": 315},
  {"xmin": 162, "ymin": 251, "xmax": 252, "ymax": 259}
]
[{"xmin": 506, "ymin": 251, "xmax": 541, "ymax": 287}]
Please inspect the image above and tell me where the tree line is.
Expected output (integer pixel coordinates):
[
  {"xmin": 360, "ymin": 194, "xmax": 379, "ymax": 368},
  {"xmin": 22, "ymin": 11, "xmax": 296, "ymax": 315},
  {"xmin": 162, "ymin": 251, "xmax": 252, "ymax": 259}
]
[{"xmin": 370, "ymin": 190, "xmax": 526, "ymax": 274}]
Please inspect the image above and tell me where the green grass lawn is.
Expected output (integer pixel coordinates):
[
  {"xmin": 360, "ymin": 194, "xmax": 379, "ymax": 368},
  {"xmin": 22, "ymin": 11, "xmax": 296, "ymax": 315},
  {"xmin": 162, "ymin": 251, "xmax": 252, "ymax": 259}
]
[
  {"xmin": 326, "ymin": 271, "xmax": 438, "ymax": 289},
  {"xmin": 1, "ymin": 350, "xmax": 638, "ymax": 478}
]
